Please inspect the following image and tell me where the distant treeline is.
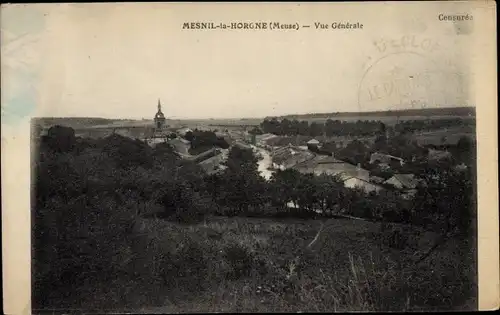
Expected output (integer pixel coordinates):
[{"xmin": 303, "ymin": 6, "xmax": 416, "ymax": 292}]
[
  {"xmin": 33, "ymin": 117, "xmax": 124, "ymax": 129},
  {"xmin": 267, "ymin": 106, "xmax": 475, "ymax": 120},
  {"xmin": 209, "ymin": 124, "xmax": 259, "ymax": 128},
  {"xmin": 257, "ymin": 117, "xmax": 475, "ymax": 137}
]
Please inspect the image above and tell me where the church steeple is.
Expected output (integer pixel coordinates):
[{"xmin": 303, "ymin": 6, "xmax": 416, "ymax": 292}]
[{"xmin": 154, "ymin": 98, "xmax": 166, "ymax": 130}]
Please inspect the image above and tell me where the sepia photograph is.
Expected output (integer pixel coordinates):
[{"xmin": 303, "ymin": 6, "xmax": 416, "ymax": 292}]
[{"xmin": 1, "ymin": 2, "xmax": 498, "ymax": 314}]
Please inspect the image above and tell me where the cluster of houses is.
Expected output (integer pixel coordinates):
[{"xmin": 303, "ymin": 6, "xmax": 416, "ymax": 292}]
[
  {"xmin": 143, "ymin": 101, "xmax": 460, "ymax": 199},
  {"xmin": 269, "ymin": 144, "xmax": 418, "ymax": 198},
  {"xmin": 142, "ymin": 100, "xmax": 230, "ymax": 174}
]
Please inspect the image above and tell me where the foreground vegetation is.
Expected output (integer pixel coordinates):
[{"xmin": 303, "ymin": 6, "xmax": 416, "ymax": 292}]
[{"xmin": 32, "ymin": 124, "xmax": 477, "ymax": 312}]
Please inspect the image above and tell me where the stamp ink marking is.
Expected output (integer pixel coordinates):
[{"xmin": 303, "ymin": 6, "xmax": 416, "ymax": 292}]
[{"xmin": 358, "ymin": 36, "xmax": 467, "ymax": 113}]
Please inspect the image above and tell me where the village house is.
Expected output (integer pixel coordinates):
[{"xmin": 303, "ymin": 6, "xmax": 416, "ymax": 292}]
[
  {"xmin": 256, "ymin": 133, "xmax": 278, "ymax": 145},
  {"xmin": 271, "ymin": 145, "xmax": 315, "ymax": 170},
  {"xmin": 293, "ymin": 155, "xmax": 384, "ymax": 193},
  {"xmin": 146, "ymin": 137, "xmax": 168, "ymax": 147},
  {"xmin": 176, "ymin": 127, "xmax": 192, "ymax": 137},
  {"xmin": 234, "ymin": 141, "xmax": 253, "ymax": 150},
  {"xmin": 198, "ymin": 152, "xmax": 228, "ymax": 175},
  {"xmin": 370, "ymin": 152, "xmax": 405, "ymax": 167},
  {"xmin": 167, "ymin": 137, "xmax": 191, "ymax": 155},
  {"xmin": 191, "ymin": 147, "xmax": 220, "ymax": 163},
  {"xmin": 307, "ymin": 138, "xmax": 321, "ymax": 151},
  {"xmin": 427, "ymin": 148, "xmax": 452, "ymax": 161},
  {"xmin": 369, "ymin": 176, "xmax": 386, "ymax": 184},
  {"xmin": 384, "ymin": 173, "xmax": 418, "ymax": 190},
  {"xmin": 384, "ymin": 173, "xmax": 420, "ymax": 199},
  {"xmin": 215, "ymin": 132, "xmax": 235, "ymax": 146},
  {"xmin": 454, "ymin": 163, "xmax": 468, "ymax": 172},
  {"xmin": 342, "ymin": 176, "xmax": 385, "ymax": 193},
  {"xmin": 294, "ymin": 155, "xmax": 368, "ymax": 179}
]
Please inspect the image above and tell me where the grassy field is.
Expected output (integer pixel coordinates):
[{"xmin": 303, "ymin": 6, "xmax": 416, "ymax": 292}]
[{"xmin": 47, "ymin": 216, "xmax": 476, "ymax": 312}]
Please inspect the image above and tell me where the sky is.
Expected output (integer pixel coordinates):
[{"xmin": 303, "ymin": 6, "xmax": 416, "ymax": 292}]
[{"xmin": 1, "ymin": 2, "xmax": 486, "ymax": 120}]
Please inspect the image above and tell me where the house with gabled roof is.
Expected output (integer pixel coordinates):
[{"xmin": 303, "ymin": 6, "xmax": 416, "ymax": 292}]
[
  {"xmin": 292, "ymin": 155, "xmax": 385, "ymax": 193},
  {"xmin": 370, "ymin": 152, "xmax": 405, "ymax": 166},
  {"xmin": 342, "ymin": 176, "xmax": 385, "ymax": 193},
  {"xmin": 271, "ymin": 145, "xmax": 315, "ymax": 170},
  {"xmin": 383, "ymin": 173, "xmax": 421, "ymax": 199},
  {"xmin": 198, "ymin": 153, "xmax": 227, "ymax": 175},
  {"xmin": 167, "ymin": 137, "xmax": 191, "ymax": 154},
  {"xmin": 384, "ymin": 174, "xmax": 418, "ymax": 190}
]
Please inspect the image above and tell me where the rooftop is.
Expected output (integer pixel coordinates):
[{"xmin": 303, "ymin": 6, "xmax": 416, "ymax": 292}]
[
  {"xmin": 271, "ymin": 147, "xmax": 314, "ymax": 167},
  {"xmin": 307, "ymin": 139, "xmax": 320, "ymax": 144},
  {"xmin": 386, "ymin": 174, "xmax": 419, "ymax": 189},
  {"xmin": 294, "ymin": 156, "xmax": 369, "ymax": 181},
  {"xmin": 168, "ymin": 137, "xmax": 190, "ymax": 145},
  {"xmin": 370, "ymin": 152, "xmax": 404, "ymax": 161},
  {"xmin": 198, "ymin": 153, "xmax": 227, "ymax": 175}
]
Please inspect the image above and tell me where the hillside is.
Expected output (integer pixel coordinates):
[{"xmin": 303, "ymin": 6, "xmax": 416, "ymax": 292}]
[
  {"xmin": 267, "ymin": 106, "xmax": 475, "ymax": 120},
  {"xmin": 33, "ymin": 117, "xmax": 127, "ymax": 129}
]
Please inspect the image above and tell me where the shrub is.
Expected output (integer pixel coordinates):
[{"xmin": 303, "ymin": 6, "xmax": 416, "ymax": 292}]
[
  {"xmin": 158, "ymin": 237, "xmax": 209, "ymax": 293},
  {"xmin": 380, "ymin": 225, "xmax": 410, "ymax": 250},
  {"xmin": 160, "ymin": 181, "xmax": 208, "ymax": 224},
  {"xmin": 44, "ymin": 125, "xmax": 76, "ymax": 153},
  {"xmin": 223, "ymin": 243, "xmax": 255, "ymax": 279}
]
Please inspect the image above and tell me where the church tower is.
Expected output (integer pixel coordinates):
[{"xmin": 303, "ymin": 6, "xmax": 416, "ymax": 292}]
[{"xmin": 154, "ymin": 98, "xmax": 166, "ymax": 130}]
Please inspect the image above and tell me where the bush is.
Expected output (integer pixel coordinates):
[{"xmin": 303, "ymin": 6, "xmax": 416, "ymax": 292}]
[
  {"xmin": 223, "ymin": 243, "xmax": 255, "ymax": 279},
  {"xmin": 160, "ymin": 182, "xmax": 209, "ymax": 224},
  {"xmin": 159, "ymin": 237, "xmax": 209, "ymax": 293},
  {"xmin": 45, "ymin": 125, "xmax": 76, "ymax": 153},
  {"xmin": 380, "ymin": 224, "xmax": 409, "ymax": 250}
]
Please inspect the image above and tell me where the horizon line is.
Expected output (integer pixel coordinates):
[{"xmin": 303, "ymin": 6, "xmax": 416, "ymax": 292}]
[{"xmin": 32, "ymin": 105, "xmax": 475, "ymax": 121}]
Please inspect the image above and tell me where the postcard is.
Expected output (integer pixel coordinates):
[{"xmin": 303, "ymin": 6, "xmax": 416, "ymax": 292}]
[{"xmin": 2, "ymin": 2, "xmax": 498, "ymax": 314}]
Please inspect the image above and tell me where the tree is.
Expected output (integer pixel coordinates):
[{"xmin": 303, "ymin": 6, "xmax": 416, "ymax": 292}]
[
  {"xmin": 298, "ymin": 120, "xmax": 310, "ymax": 136},
  {"xmin": 280, "ymin": 118, "xmax": 292, "ymax": 135},
  {"xmin": 185, "ymin": 131, "xmax": 194, "ymax": 142},
  {"xmin": 321, "ymin": 141, "xmax": 337, "ymax": 155},
  {"xmin": 44, "ymin": 125, "xmax": 76, "ymax": 153},
  {"xmin": 269, "ymin": 168, "xmax": 302, "ymax": 210},
  {"xmin": 296, "ymin": 173, "xmax": 319, "ymax": 215},
  {"xmin": 312, "ymin": 174, "xmax": 345, "ymax": 215},
  {"xmin": 408, "ymin": 163, "xmax": 476, "ymax": 265},
  {"xmin": 160, "ymin": 179, "xmax": 207, "ymax": 222},
  {"xmin": 413, "ymin": 163, "xmax": 475, "ymax": 238},
  {"xmin": 325, "ymin": 119, "xmax": 335, "ymax": 137},
  {"xmin": 337, "ymin": 139, "xmax": 370, "ymax": 166},
  {"xmin": 373, "ymin": 135, "xmax": 388, "ymax": 152},
  {"xmin": 219, "ymin": 146, "xmax": 265, "ymax": 215},
  {"xmin": 203, "ymin": 173, "xmax": 225, "ymax": 208},
  {"xmin": 249, "ymin": 126, "xmax": 263, "ymax": 135},
  {"xmin": 454, "ymin": 136, "xmax": 475, "ymax": 166},
  {"xmin": 102, "ymin": 134, "xmax": 154, "ymax": 169},
  {"xmin": 378, "ymin": 122, "xmax": 387, "ymax": 134},
  {"xmin": 309, "ymin": 122, "xmax": 324, "ymax": 137}
]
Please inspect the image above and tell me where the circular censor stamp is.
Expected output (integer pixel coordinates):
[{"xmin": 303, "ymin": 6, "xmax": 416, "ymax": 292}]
[{"xmin": 357, "ymin": 40, "xmax": 468, "ymax": 112}]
